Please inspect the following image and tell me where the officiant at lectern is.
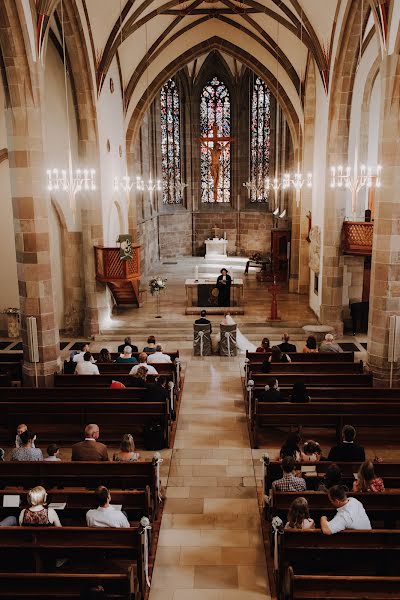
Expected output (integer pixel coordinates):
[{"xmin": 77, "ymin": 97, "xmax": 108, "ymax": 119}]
[{"xmin": 217, "ymin": 268, "xmax": 232, "ymax": 307}]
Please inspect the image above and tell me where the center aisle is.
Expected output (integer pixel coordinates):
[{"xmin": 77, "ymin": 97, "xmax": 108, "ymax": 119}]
[{"xmin": 149, "ymin": 354, "xmax": 270, "ymax": 600}]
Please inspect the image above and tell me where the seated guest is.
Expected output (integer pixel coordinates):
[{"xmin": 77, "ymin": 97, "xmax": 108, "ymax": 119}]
[
  {"xmin": 15, "ymin": 423, "xmax": 35, "ymax": 448},
  {"xmin": 97, "ymin": 348, "xmax": 113, "ymax": 363},
  {"xmin": 278, "ymin": 333, "xmax": 297, "ymax": 353},
  {"xmin": 328, "ymin": 424, "xmax": 365, "ymax": 462},
  {"xmin": 285, "ymin": 497, "xmax": 315, "ymax": 529},
  {"xmin": 11, "ymin": 431, "xmax": 43, "ymax": 461},
  {"xmin": 118, "ymin": 337, "xmax": 138, "ymax": 353},
  {"xmin": 71, "ymin": 424, "xmax": 109, "ymax": 461},
  {"xmin": 80, "ymin": 586, "xmax": 108, "ymax": 600},
  {"xmin": 279, "ymin": 433, "xmax": 302, "ymax": 462},
  {"xmin": 19, "ymin": 486, "xmax": 61, "ymax": 527},
  {"xmin": 301, "ymin": 440, "xmax": 322, "ymax": 462},
  {"xmin": 319, "ymin": 333, "xmax": 343, "ymax": 353},
  {"xmin": 147, "ymin": 375, "xmax": 169, "ymax": 403},
  {"xmin": 129, "ymin": 352, "xmax": 158, "ymax": 375},
  {"xmin": 352, "ymin": 460, "xmax": 385, "ymax": 493},
  {"xmin": 113, "ymin": 434, "xmax": 139, "ymax": 462},
  {"xmin": 272, "ymin": 456, "xmax": 306, "ymax": 492},
  {"xmin": 44, "ymin": 443, "xmax": 61, "ymax": 462},
  {"xmin": 320, "ymin": 485, "xmax": 371, "ymax": 535},
  {"xmin": 290, "ymin": 381, "xmax": 311, "ymax": 403},
  {"xmin": 302, "ymin": 335, "xmax": 318, "ymax": 353},
  {"xmin": 143, "ymin": 335, "xmax": 157, "ymax": 353},
  {"xmin": 258, "ymin": 378, "xmax": 283, "ymax": 402},
  {"xmin": 86, "ymin": 486, "xmax": 130, "ymax": 528},
  {"xmin": 195, "ymin": 310, "xmax": 212, "ymax": 333},
  {"xmin": 268, "ymin": 346, "xmax": 291, "ymax": 363},
  {"xmin": 318, "ymin": 463, "xmax": 346, "ymax": 492},
  {"xmin": 128, "ymin": 365, "xmax": 148, "ymax": 388},
  {"xmin": 73, "ymin": 343, "xmax": 94, "ymax": 363},
  {"xmin": 116, "ymin": 346, "xmax": 138, "ymax": 364},
  {"xmin": 0, "ymin": 449, "xmax": 4, "ymax": 462},
  {"xmin": 256, "ymin": 337, "xmax": 270, "ymax": 353},
  {"xmin": 147, "ymin": 345, "xmax": 172, "ymax": 364},
  {"xmin": 75, "ymin": 352, "xmax": 100, "ymax": 375}
]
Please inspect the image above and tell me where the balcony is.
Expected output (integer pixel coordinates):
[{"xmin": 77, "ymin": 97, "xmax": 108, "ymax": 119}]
[{"xmin": 342, "ymin": 221, "xmax": 373, "ymax": 256}]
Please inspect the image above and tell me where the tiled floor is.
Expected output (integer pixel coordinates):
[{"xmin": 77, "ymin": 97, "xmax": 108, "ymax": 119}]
[{"xmin": 149, "ymin": 353, "xmax": 270, "ymax": 600}]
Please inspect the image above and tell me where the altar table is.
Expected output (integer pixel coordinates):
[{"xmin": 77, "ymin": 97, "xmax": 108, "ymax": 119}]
[
  {"xmin": 185, "ymin": 278, "xmax": 244, "ymax": 315},
  {"xmin": 205, "ymin": 238, "xmax": 228, "ymax": 258}
]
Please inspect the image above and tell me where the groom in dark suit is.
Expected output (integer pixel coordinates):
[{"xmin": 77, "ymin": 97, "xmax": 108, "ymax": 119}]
[{"xmin": 195, "ymin": 310, "xmax": 212, "ymax": 333}]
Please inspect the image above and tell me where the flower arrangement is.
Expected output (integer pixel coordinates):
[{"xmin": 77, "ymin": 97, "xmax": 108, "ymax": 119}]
[
  {"xmin": 249, "ymin": 252, "xmax": 263, "ymax": 262},
  {"xmin": 149, "ymin": 276, "xmax": 167, "ymax": 296},
  {"xmin": 2, "ymin": 308, "xmax": 20, "ymax": 317}
]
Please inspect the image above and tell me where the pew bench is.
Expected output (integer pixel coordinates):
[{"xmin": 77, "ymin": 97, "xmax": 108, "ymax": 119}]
[
  {"xmin": 0, "ymin": 461, "xmax": 160, "ymax": 520},
  {"xmin": 249, "ymin": 373, "xmax": 373, "ymax": 389},
  {"xmin": 246, "ymin": 351, "xmax": 355, "ymax": 363},
  {"xmin": 247, "ymin": 361, "xmax": 364, "ymax": 374}
]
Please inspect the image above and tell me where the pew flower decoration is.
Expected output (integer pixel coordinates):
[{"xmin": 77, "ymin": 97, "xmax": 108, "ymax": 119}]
[
  {"xmin": 2, "ymin": 307, "xmax": 20, "ymax": 316},
  {"xmin": 149, "ymin": 276, "xmax": 167, "ymax": 296}
]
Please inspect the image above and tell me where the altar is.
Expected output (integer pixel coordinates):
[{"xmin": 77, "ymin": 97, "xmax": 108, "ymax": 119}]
[
  {"xmin": 185, "ymin": 278, "xmax": 244, "ymax": 314},
  {"xmin": 205, "ymin": 237, "xmax": 228, "ymax": 258}
]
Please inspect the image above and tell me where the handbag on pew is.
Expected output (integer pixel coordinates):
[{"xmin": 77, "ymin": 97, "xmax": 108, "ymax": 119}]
[{"xmin": 143, "ymin": 421, "xmax": 164, "ymax": 451}]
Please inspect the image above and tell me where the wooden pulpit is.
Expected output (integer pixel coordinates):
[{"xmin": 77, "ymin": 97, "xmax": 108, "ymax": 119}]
[{"xmin": 94, "ymin": 245, "xmax": 141, "ymax": 306}]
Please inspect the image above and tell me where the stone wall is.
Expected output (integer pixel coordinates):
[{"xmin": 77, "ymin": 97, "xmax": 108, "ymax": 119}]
[
  {"xmin": 342, "ymin": 255, "xmax": 364, "ymax": 326},
  {"xmin": 193, "ymin": 211, "xmax": 274, "ymax": 257},
  {"xmin": 158, "ymin": 212, "xmax": 192, "ymax": 260},
  {"xmin": 137, "ymin": 216, "xmax": 159, "ymax": 275}
]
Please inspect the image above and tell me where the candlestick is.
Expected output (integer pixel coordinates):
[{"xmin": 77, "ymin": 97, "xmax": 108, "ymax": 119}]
[
  {"xmin": 195, "ymin": 266, "xmax": 199, "ymax": 281},
  {"xmin": 224, "ymin": 231, "xmax": 227, "ymax": 240}
]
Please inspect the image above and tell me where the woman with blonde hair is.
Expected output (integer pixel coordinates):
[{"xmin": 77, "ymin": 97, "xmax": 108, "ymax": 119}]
[
  {"xmin": 285, "ymin": 497, "xmax": 315, "ymax": 529},
  {"xmin": 113, "ymin": 434, "xmax": 139, "ymax": 462},
  {"xmin": 352, "ymin": 461, "xmax": 385, "ymax": 493},
  {"xmin": 19, "ymin": 486, "xmax": 61, "ymax": 526}
]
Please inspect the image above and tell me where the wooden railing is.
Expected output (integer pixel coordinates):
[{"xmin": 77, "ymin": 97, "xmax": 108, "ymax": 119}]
[
  {"xmin": 94, "ymin": 245, "xmax": 141, "ymax": 281},
  {"xmin": 342, "ymin": 221, "xmax": 373, "ymax": 256}
]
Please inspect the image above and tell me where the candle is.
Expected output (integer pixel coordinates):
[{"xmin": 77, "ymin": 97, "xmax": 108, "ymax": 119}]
[
  {"xmin": 224, "ymin": 231, "xmax": 227, "ymax": 240},
  {"xmin": 195, "ymin": 266, "xmax": 199, "ymax": 281}
]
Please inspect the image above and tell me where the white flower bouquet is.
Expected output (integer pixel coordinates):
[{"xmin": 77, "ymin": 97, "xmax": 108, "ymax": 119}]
[{"xmin": 149, "ymin": 276, "xmax": 167, "ymax": 296}]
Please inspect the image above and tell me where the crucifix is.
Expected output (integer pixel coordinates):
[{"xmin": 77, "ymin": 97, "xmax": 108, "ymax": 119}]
[{"xmin": 198, "ymin": 123, "xmax": 234, "ymax": 202}]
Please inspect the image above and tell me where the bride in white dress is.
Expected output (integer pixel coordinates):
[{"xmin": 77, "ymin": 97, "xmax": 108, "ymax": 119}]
[{"xmin": 220, "ymin": 313, "xmax": 257, "ymax": 353}]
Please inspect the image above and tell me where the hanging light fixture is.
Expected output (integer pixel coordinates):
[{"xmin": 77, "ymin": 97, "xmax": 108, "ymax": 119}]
[
  {"xmin": 46, "ymin": 0, "xmax": 96, "ymax": 219},
  {"xmin": 329, "ymin": 0, "xmax": 381, "ymax": 218}
]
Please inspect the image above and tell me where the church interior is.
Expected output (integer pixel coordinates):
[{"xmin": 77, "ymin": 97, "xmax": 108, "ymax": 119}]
[{"xmin": 0, "ymin": 0, "xmax": 399, "ymax": 598}]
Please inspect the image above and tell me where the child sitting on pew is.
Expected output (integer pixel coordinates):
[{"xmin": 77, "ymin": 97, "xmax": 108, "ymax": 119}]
[
  {"xmin": 285, "ymin": 497, "xmax": 315, "ymax": 530},
  {"xmin": 352, "ymin": 461, "xmax": 385, "ymax": 493}
]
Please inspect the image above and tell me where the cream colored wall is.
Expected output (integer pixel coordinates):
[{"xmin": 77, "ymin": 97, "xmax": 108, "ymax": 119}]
[
  {"xmin": 0, "ymin": 77, "xmax": 19, "ymax": 332},
  {"xmin": 44, "ymin": 40, "xmax": 80, "ymax": 232},
  {"xmin": 96, "ymin": 57, "xmax": 129, "ymax": 246},
  {"xmin": 49, "ymin": 203, "xmax": 65, "ymax": 330}
]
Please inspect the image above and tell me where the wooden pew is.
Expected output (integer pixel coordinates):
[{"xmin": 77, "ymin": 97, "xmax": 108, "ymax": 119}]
[
  {"xmin": 0, "ymin": 488, "xmax": 151, "ymax": 525},
  {"xmin": 248, "ymin": 361, "xmax": 363, "ymax": 374},
  {"xmin": 93, "ymin": 351, "xmax": 179, "ymax": 361},
  {"xmin": 0, "ymin": 572, "xmax": 137, "ymax": 599},
  {"xmin": 270, "ymin": 490, "xmax": 400, "ymax": 528},
  {"xmin": 246, "ymin": 351, "xmax": 355, "ymax": 363},
  {"xmin": 0, "ymin": 461, "xmax": 159, "ymax": 519},
  {"xmin": 0, "ymin": 401, "xmax": 170, "ymax": 448},
  {"xmin": 0, "ymin": 374, "xmax": 10, "ymax": 387},
  {"xmin": 0, "ymin": 386, "xmax": 148, "ymax": 402},
  {"xmin": 249, "ymin": 372, "xmax": 372, "ymax": 388},
  {"xmin": 0, "ymin": 352, "xmax": 23, "ymax": 362},
  {"xmin": 0, "ymin": 361, "xmax": 22, "ymax": 381},
  {"xmin": 286, "ymin": 569, "xmax": 400, "ymax": 600},
  {"xmin": 0, "ymin": 527, "xmax": 146, "ymax": 599},
  {"xmin": 263, "ymin": 461, "xmax": 400, "ymax": 496},
  {"xmin": 55, "ymin": 373, "xmax": 173, "ymax": 387},
  {"xmin": 252, "ymin": 401, "xmax": 400, "ymax": 447}
]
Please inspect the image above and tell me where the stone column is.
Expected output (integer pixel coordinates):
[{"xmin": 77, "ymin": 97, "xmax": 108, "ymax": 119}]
[
  {"xmin": 367, "ymin": 53, "xmax": 400, "ymax": 386},
  {"xmin": 6, "ymin": 102, "xmax": 60, "ymax": 385},
  {"xmin": 289, "ymin": 192, "xmax": 301, "ymax": 293}
]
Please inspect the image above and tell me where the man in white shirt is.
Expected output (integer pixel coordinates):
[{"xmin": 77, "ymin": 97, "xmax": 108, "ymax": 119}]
[
  {"xmin": 86, "ymin": 486, "xmax": 130, "ymax": 528},
  {"xmin": 75, "ymin": 353, "xmax": 100, "ymax": 375},
  {"xmin": 73, "ymin": 343, "xmax": 96, "ymax": 363},
  {"xmin": 129, "ymin": 352, "xmax": 158, "ymax": 375},
  {"xmin": 147, "ymin": 345, "xmax": 172, "ymax": 364},
  {"xmin": 320, "ymin": 485, "xmax": 371, "ymax": 535}
]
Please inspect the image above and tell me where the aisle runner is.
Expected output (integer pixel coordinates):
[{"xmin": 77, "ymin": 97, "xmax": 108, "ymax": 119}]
[{"xmin": 149, "ymin": 353, "xmax": 270, "ymax": 600}]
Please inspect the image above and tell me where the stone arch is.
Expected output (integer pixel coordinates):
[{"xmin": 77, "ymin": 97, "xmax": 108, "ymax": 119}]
[{"xmin": 126, "ymin": 37, "xmax": 301, "ymax": 161}]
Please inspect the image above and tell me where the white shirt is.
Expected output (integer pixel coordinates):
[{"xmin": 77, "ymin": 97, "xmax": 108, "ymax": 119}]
[
  {"xmin": 44, "ymin": 456, "xmax": 61, "ymax": 462},
  {"xmin": 73, "ymin": 352, "xmax": 95, "ymax": 363},
  {"xmin": 327, "ymin": 497, "xmax": 371, "ymax": 534},
  {"xmin": 86, "ymin": 506, "xmax": 130, "ymax": 528},
  {"xmin": 75, "ymin": 361, "xmax": 100, "ymax": 375},
  {"xmin": 147, "ymin": 352, "xmax": 172, "ymax": 364},
  {"xmin": 129, "ymin": 363, "xmax": 158, "ymax": 375}
]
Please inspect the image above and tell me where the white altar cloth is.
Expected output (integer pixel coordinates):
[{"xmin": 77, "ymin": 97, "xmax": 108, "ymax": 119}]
[{"xmin": 205, "ymin": 237, "xmax": 227, "ymax": 258}]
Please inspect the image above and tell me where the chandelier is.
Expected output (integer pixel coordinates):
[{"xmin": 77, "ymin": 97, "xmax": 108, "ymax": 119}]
[
  {"xmin": 330, "ymin": 163, "xmax": 382, "ymax": 217},
  {"xmin": 114, "ymin": 176, "xmax": 162, "ymax": 193},
  {"xmin": 46, "ymin": 0, "xmax": 96, "ymax": 219}
]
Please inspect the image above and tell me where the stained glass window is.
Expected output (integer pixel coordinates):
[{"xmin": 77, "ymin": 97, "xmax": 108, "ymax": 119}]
[
  {"xmin": 250, "ymin": 77, "xmax": 271, "ymax": 202},
  {"xmin": 200, "ymin": 76, "xmax": 231, "ymax": 203},
  {"xmin": 160, "ymin": 78, "xmax": 183, "ymax": 204}
]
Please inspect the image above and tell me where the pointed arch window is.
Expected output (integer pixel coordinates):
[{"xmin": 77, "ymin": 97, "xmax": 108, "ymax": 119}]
[
  {"xmin": 200, "ymin": 76, "xmax": 231, "ymax": 203},
  {"xmin": 160, "ymin": 78, "xmax": 183, "ymax": 204},
  {"xmin": 250, "ymin": 77, "xmax": 271, "ymax": 202}
]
